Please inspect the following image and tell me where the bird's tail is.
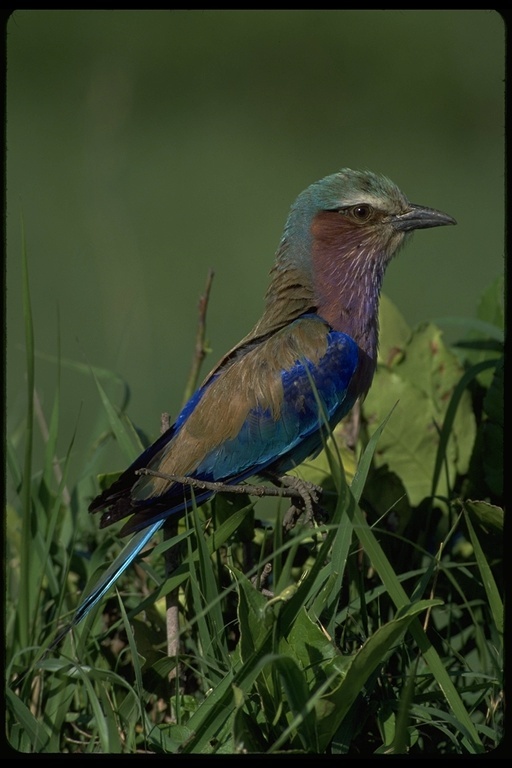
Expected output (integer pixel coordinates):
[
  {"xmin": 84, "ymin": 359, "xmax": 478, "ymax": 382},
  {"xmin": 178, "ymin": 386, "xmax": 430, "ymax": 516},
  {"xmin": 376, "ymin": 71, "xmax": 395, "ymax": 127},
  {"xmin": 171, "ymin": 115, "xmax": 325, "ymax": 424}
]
[{"xmin": 50, "ymin": 519, "xmax": 164, "ymax": 649}]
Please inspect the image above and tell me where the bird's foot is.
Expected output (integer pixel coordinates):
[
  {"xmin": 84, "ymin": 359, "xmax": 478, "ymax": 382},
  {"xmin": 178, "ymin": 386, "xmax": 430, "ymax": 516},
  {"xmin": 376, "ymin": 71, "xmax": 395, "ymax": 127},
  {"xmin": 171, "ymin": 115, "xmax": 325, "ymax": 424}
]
[{"xmin": 269, "ymin": 474, "xmax": 325, "ymax": 532}]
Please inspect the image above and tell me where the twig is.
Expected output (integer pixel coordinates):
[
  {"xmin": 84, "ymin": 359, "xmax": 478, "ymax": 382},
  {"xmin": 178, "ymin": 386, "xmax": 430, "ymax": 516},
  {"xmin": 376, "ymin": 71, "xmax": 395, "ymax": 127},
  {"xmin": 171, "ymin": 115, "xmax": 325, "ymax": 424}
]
[
  {"xmin": 137, "ymin": 467, "xmax": 325, "ymax": 536},
  {"xmin": 136, "ymin": 467, "xmax": 320, "ymax": 503},
  {"xmin": 163, "ymin": 269, "xmax": 214, "ymax": 688},
  {"xmin": 161, "ymin": 412, "xmax": 171, "ymax": 434},
  {"xmin": 163, "ymin": 519, "xmax": 181, "ymax": 689},
  {"xmin": 160, "ymin": 411, "xmax": 180, "ymax": 687},
  {"xmin": 251, "ymin": 561, "xmax": 273, "ymax": 597},
  {"xmin": 182, "ymin": 268, "xmax": 215, "ymax": 405}
]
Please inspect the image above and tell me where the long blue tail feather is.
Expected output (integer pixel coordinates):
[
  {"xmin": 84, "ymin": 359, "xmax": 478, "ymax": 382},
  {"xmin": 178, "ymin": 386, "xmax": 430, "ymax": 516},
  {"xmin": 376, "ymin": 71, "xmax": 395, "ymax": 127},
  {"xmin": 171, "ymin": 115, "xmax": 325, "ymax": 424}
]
[{"xmin": 50, "ymin": 519, "xmax": 164, "ymax": 649}]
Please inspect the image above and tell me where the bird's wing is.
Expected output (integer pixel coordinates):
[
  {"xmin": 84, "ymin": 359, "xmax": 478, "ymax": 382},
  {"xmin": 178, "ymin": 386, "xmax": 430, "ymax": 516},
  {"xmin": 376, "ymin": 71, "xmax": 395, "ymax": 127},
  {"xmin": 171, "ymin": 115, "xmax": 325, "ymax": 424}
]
[
  {"xmin": 63, "ymin": 316, "xmax": 359, "ymax": 637},
  {"xmin": 93, "ymin": 314, "xmax": 360, "ymax": 535}
]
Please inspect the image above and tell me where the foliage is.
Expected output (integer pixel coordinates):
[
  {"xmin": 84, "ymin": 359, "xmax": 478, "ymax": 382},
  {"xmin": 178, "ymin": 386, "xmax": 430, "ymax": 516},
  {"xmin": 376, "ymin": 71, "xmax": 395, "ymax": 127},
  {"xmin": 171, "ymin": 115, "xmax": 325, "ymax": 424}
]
[{"xmin": 5, "ymin": 254, "xmax": 504, "ymax": 754}]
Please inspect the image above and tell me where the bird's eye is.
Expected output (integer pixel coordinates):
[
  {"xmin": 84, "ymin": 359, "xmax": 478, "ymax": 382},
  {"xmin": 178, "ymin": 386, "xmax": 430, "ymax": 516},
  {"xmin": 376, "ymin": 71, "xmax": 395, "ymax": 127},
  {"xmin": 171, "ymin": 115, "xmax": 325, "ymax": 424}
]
[{"xmin": 351, "ymin": 204, "xmax": 373, "ymax": 221}]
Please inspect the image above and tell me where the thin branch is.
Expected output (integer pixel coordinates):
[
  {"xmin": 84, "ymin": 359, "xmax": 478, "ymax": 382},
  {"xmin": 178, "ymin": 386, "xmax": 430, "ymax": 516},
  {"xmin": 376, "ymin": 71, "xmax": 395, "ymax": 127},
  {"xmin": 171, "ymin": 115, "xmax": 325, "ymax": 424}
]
[
  {"xmin": 160, "ymin": 411, "xmax": 179, "ymax": 684},
  {"xmin": 182, "ymin": 268, "xmax": 215, "ymax": 406},
  {"xmin": 137, "ymin": 467, "xmax": 325, "ymax": 534},
  {"xmin": 162, "ymin": 268, "xmax": 213, "ymax": 686},
  {"xmin": 251, "ymin": 561, "xmax": 273, "ymax": 597},
  {"xmin": 161, "ymin": 412, "xmax": 171, "ymax": 434},
  {"xmin": 163, "ymin": 519, "xmax": 181, "ymax": 689},
  {"xmin": 136, "ymin": 467, "xmax": 319, "ymax": 502}
]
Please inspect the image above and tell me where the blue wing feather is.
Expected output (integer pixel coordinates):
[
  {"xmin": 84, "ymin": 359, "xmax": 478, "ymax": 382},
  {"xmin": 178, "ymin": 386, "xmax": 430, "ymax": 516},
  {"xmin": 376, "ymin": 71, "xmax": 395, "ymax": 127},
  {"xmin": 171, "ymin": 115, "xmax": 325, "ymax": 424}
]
[
  {"xmin": 194, "ymin": 328, "xmax": 359, "ymax": 480},
  {"xmin": 118, "ymin": 323, "xmax": 360, "ymax": 534},
  {"xmin": 96, "ymin": 318, "xmax": 361, "ymax": 534}
]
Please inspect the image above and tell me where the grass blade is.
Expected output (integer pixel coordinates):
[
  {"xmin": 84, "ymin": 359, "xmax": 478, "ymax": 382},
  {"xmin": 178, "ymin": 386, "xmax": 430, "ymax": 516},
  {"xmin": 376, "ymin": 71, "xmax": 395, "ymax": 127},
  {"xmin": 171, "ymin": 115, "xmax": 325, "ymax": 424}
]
[{"xmin": 17, "ymin": 220, "xmax": 36, "ymax": 650}]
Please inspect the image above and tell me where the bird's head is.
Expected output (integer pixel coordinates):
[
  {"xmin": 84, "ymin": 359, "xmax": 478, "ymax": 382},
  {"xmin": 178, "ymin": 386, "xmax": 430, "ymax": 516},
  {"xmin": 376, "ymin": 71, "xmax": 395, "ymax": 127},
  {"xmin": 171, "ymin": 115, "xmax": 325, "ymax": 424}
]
[
  {"xmin": 253, "ymin": 168, "xmax": 456, "ymax": 362},
  {"xmin": 267, "ymin": 168, "xmax": 456, "ymax": 357},
  {"xmin": 281, "ymin": 168, "xmax": 456, "ymax": 274}
]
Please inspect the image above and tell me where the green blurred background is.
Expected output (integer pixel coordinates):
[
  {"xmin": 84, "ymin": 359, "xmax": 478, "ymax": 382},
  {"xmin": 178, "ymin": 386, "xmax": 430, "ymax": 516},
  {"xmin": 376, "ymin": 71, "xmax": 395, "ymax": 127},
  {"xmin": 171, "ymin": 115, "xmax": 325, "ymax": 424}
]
[{"xmin": 6, "ymin": 10, "xmax": 504, "ymax": 487}]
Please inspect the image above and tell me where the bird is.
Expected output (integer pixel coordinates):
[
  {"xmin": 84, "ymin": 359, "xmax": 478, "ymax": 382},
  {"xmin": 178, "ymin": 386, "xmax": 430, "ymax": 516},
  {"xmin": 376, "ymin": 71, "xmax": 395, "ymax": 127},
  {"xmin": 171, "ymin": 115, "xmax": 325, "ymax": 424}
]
[{"xmin": 62, "ymin": 168, "xmax": 456, "ymax": 633}]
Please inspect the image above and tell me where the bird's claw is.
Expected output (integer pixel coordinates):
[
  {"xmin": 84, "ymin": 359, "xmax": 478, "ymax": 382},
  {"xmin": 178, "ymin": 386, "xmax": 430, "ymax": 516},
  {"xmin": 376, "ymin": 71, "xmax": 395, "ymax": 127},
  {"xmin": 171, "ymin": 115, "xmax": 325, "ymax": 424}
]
[{"xmin": 275, "ymin": 474, "xmax": 324, "ymax": 532}]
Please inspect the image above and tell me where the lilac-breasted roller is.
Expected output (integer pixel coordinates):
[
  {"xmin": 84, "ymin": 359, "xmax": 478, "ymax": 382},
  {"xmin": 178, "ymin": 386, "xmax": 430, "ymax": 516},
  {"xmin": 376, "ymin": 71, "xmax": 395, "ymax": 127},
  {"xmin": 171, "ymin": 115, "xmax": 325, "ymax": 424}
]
[{"xmin": 69, "ymin": 169, "xmax": 456, "ymax": 628}]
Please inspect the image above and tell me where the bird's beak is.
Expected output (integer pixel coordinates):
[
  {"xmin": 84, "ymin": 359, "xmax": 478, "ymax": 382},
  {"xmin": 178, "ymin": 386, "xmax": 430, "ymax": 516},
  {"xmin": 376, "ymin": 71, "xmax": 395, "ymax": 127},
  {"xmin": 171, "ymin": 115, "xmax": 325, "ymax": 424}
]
[{"xmin": 392, "ymin": 204, "xmax": 457, "ymax": 232}]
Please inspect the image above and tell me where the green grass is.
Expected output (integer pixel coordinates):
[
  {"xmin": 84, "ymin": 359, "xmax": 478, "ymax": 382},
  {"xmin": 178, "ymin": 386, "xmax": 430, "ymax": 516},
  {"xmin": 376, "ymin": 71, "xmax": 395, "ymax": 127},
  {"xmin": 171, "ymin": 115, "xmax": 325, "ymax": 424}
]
[{"xmin": 5, "ymin": 247, "xmax": 504, "ymax": 754}]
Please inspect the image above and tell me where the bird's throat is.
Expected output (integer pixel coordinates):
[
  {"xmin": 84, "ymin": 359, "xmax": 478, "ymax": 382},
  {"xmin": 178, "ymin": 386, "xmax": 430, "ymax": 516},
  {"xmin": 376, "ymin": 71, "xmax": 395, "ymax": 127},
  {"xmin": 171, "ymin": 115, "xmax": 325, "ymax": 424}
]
[{"xmin": 311, "ymin": 214, "xmax": 386, "ymax": 366}]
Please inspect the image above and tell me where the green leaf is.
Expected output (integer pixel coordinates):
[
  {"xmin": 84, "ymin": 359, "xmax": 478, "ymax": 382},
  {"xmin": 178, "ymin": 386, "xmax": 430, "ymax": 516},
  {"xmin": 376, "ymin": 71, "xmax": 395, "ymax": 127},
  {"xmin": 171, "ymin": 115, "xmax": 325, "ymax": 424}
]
[
  {"xmin": 6, "ymin": 688, "xmax": 49, "ymax": 752},
  {"xmin": 236, "ymin": 567, "xmax": 269, "ymax": 662},
  {"xmin": 315, "ymin": 599, "xmax": 441, "ymax": 752},
  {"xmin": 18, "ymin": 220, "xmax": 36, "ymax": 650},
  {"xmin": 363, "ymin": 322, "xmax": 476, "ymax": 506},
  {"xmin": 90, "ymin": 369, "xmax": 143, "ymax": 462},
  {"xmin": 377, "ymin": 293, "xmax": 411, "ymax": 367},
  {"xmin": 285, "ymin": 606, "xmax": 339, "ymax": 668},
  {"xmin": 268, "ymin": 655, "xmax": 320, "ymax": 753},
  {"xmin": 459, "ymin": 276, "xmax": 504, "ymax": 388},
  {"xmin": 482, "ymin": 359, "xmax": 503, "ymax": 497},
  {"xmin": 347, "ymin": 498, "xmax": 484, "ymax": 752},
  {"xmin": 475, "ymin": 275, "xmax": 504, "ymax": 333},
  {"xmin": 464, "ymin": 499, "xmax": 503, "ymax": 537},
  {"xmin": 463, "ymin": 503, "xmax": 503, "ymax": 639}
]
